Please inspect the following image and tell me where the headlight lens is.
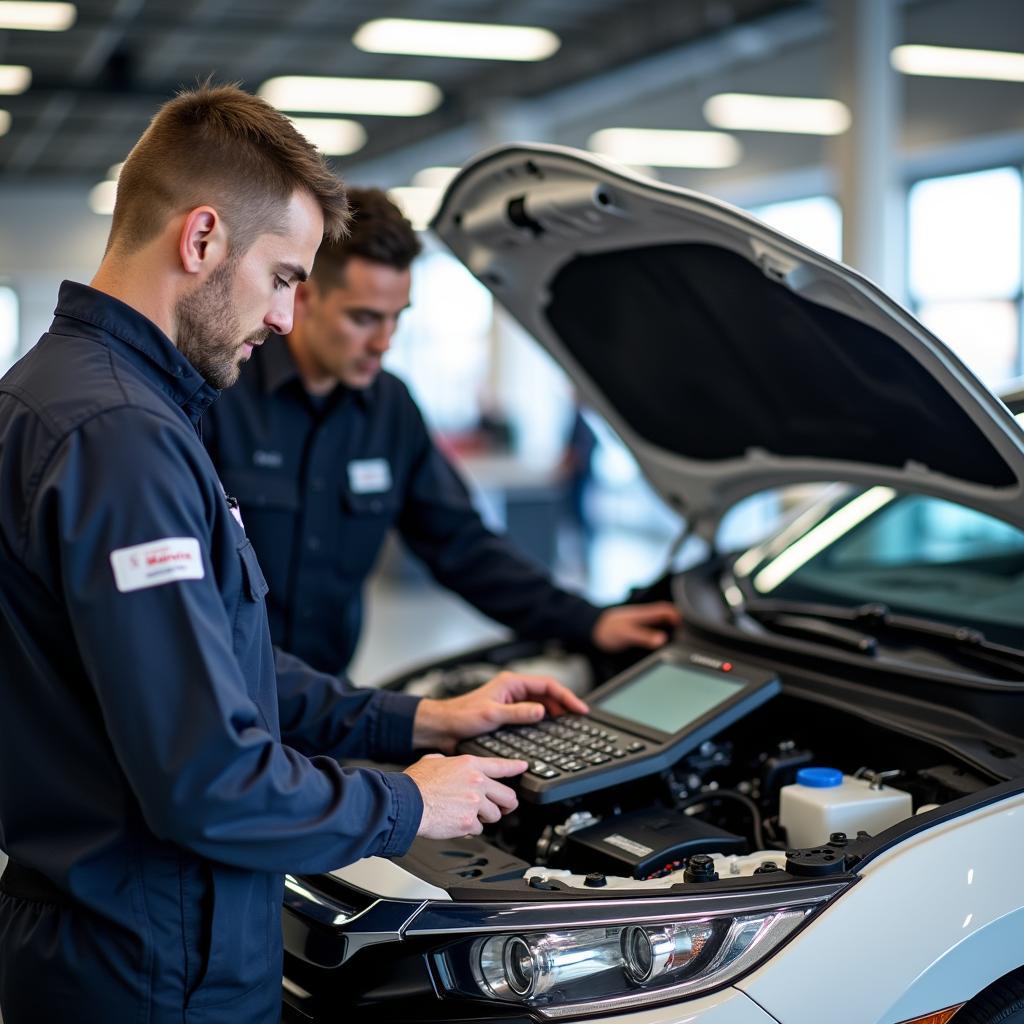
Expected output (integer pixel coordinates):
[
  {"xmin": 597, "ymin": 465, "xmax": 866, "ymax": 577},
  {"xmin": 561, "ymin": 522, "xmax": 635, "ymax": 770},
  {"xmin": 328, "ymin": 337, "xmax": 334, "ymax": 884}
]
[{"xmin": 435, "ymin": 907, "xmax": 814, "ymax": 1018}]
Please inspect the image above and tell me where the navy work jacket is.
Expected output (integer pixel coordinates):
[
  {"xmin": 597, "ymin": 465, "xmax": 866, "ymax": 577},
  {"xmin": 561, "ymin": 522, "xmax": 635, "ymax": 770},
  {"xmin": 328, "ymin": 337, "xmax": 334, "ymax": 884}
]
[
  {"xmin": 202, "ymin": 336, "xmax": 602, "ymax": 673},
  {"xmin": 0, "ymin": 283, "xmax": 423, "ymax": 1023}
]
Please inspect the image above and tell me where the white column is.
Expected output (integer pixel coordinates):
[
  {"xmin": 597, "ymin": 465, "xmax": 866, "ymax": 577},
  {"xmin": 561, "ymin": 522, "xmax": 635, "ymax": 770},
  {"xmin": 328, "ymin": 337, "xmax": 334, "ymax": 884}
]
[{"xmin": 831, "ymin": 0, "xmax": 905, "ymax": 301}]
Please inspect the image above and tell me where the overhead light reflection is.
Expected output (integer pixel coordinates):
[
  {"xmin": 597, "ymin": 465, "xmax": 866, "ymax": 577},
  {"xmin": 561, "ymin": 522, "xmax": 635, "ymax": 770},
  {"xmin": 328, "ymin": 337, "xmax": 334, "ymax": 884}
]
[
  {"xmin": 259, "ymin": 76, "xmax": 442, "ymax": 117},
  {"xmin": 588, "ymin": 127, "xmax": 741, "ymax": 169},
  {"xmin": 0, "ymin": 1, "xmax": 75, "ymax": 31},
  {"xmin": 388, "ymin": 186, "xmax": 442, "ymax": 230},
  {"xmin": 412, "ymin": 166, "xmax": 460, "ymax": 190},
  {"xmin": 0, "ymin": 64, "xmax": 31, "ymax": 93},
  {"xmin": 704, "ymin": 93, "xmax": 851, "ymax": 135},
  {"xmin": 753, "ymin": 486, "xmax": 897, "ymax": 592},
  {"xmin": 354, "ymin": 18, "xmax": 560, "ymax": 61},
  {"xmin": 892, "ymin": 44, "xmax": 1024, "ymax": 83},
  {"xmin": 288, "ymin": 117, "xmax": 366, "ymax": 156},
  {"xmin": 89, "ymin": 179, "xmax": 117, "ymax": 216}
]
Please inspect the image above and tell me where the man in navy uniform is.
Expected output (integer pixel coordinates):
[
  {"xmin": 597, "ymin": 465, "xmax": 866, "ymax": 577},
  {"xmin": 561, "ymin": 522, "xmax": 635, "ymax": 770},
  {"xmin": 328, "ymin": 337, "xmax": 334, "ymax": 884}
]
[
  {"xmin": 203, "ymin": 187, "xmax": 680, "ymax": 675},
  {"xmin": 0, "ymin": 84, "xmax": 587, "ymax": 1023}
]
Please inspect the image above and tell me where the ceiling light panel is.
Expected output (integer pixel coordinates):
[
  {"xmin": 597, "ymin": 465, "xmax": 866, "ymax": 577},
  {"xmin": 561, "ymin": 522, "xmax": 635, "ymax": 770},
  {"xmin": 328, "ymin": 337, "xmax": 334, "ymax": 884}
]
[
  {"xmin": 411, "ymin": 166, "xmax": 460, "ymax": 189},
  {"xmin": 388, "ymin": 186, "xmax": 442, "ymax": 231},
  {"xmin": 0, "ymin": 65, "xmax": 31, "ymax": 93},
  {"xmin": 0, "ymin": 1, "xmax": 75, "ymax": 31},
  {"xmin": 891, "ymin": 44, "xmax": 1024, "ymax": 83},
  {"xmin": 89, "ymin": 179, "xmax": 117, "ymax": 216},
  {"xmin": 259, "ymin": 76, "xmax": 442, "ymax": 117},
  {"xmin": 704, "ymin": 93, "xmax": 851, "ymax": 135},
  {"xmin": 0, "ymin": 110, "xmax": 10, "ymax": 136},
  {"xmin": 288, "ymin": 117, "xmax": 366, "ymax": 156},
  {"xmin": 588, "ymin": 128, "xmax": 742, "ymax": 169},
  {"xmin": 354, "ymin": 18, "xmax": 560, "ymax": 61}
]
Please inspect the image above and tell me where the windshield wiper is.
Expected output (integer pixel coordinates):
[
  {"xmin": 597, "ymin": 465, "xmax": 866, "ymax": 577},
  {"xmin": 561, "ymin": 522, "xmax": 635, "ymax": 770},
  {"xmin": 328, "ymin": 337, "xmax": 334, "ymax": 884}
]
[
  {"xmin": 741, "ymin": 599, "xmax": 1024, "ymax": 674},
  {"xmin": 743, "ymin": 607, "xmax": 879, "ymax": 655}
]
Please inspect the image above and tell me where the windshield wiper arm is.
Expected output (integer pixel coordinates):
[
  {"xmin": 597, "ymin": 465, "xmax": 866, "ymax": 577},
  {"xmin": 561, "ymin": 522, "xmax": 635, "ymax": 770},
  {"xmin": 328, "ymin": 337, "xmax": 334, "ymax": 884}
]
[
  {"xmin": 741, "ymin": 599, "xmax": 1024, "ymax": 671},
  {"xmin": 742, "ymin": 606, "xmax": 878, "ymax": 655}
]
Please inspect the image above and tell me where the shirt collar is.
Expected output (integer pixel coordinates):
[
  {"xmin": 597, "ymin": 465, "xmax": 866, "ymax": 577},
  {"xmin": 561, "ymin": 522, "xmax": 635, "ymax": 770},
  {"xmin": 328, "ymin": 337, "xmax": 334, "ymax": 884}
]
[
  {"xmin": 53, "ymin": 280, "xmax": 219, "ymax": 422},
  {"xmin": 259, "ymin": 335, "xmax": 374, "ymax": 409}
]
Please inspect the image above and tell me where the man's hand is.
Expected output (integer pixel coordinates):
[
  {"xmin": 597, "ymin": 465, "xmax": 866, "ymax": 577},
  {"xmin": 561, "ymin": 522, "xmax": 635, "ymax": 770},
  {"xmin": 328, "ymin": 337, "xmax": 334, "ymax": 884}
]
[
  {"xmin": 413, "ymin": 672, "xmax": 589, "ymax": 753},
  {"xmin": 592, "ymin": 602, "xmax": 681, "ymax": 652},
  {"xmin": 405, "ymin": 753, "xmax": 527, "ymax": 838}
]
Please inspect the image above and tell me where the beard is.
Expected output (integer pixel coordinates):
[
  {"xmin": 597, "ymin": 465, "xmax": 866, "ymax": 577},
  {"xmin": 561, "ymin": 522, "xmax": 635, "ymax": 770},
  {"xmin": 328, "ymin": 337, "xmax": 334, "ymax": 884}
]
[{"xmin": 175, "ymin": 260, "xmax": 270, "ymax": 390}]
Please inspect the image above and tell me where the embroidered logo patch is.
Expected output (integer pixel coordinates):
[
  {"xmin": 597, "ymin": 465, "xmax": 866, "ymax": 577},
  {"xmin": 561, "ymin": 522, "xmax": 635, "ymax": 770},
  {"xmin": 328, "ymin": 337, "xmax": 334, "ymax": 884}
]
[
  {"xmin": 109, "ymin": 537, "xmax": 204, "ymax": 593},
  {"xmin": 348, "ymin": 458, "xmax": 392, "ymax": 495}
]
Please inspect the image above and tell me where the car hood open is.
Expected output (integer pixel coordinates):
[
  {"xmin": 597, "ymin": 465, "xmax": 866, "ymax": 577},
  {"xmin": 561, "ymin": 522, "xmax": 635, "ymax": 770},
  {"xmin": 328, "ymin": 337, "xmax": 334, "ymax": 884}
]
[{"xmin": 431, "ymin": 144, "xmax": 1024, "ymax": 535}]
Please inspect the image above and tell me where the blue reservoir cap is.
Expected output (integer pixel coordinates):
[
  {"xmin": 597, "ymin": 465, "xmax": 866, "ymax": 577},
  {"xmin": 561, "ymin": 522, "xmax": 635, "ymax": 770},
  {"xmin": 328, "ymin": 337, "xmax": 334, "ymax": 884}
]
[{"xmin": 796, "ymin": 767, "xmax": 843, "ymax": 788}]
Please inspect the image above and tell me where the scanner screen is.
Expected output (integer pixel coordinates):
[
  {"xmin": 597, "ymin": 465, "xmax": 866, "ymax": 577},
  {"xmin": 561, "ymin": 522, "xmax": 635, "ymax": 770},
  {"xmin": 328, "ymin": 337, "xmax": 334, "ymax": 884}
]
[{"xmin": 596, "ymin": 662, "xmax": 746, "ymax": 735}]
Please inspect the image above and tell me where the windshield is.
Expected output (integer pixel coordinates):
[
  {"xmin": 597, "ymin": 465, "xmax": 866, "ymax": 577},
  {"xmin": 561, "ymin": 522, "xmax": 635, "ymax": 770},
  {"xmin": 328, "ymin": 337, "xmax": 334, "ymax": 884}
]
[{"xmin": 745, "ymin": 488, "xmax": 1024, "ymax": 647}]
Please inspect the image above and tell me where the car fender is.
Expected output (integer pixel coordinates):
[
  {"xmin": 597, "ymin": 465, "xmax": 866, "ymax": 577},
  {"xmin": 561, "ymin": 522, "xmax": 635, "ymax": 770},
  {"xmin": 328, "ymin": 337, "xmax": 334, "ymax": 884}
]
[{"xmin": 736, "ymin": 792, "xmax": 1024, "ymax": 1024}]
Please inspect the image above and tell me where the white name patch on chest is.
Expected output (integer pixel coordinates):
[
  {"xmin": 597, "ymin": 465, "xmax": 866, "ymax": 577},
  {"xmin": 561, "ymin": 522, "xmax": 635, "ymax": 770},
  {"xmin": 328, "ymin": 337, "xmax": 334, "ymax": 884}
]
[
  {"xmin": 109, "ymin": 537, "xmax": 205, "ymax": 593},
  {"xmin": 348, "ymin": 458, "xmax": 392, "ymax": 495}
]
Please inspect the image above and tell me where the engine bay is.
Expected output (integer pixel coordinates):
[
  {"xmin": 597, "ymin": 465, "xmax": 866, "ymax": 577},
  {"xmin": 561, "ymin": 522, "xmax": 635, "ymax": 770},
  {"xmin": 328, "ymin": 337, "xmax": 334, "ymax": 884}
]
[{"xmin": 393, "ymin": 644, "xmax": 1002, "ymax": 895}]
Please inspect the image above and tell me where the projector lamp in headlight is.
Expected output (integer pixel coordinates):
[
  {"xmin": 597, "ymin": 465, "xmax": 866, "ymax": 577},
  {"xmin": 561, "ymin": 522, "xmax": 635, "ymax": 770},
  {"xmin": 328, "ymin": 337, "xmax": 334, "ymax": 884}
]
[
  {"xmin": 621, "ymin": 921, "xmax": 713, "ymax": 984},
  {"xmin": 478, "ymin": 928, "xmax": 624, "ymax": 1000},
  {"xmin": 436, "ymin": 904, "xmax": 820, "ymax": 1018}
]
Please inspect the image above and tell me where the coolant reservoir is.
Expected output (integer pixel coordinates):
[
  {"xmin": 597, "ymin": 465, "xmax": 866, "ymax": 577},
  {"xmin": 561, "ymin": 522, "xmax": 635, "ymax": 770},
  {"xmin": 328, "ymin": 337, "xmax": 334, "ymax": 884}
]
[{"xmin": 779, "ymin": 768, "xmax": 912, "ymax": 848}]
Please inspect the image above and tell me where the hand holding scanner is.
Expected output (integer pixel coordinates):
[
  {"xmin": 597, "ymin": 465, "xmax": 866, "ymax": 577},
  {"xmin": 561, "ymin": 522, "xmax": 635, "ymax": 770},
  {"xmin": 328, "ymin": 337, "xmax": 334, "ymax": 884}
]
[{"xmin": 457, "ymin": 645, "xmax": 780, "ymax": 803}]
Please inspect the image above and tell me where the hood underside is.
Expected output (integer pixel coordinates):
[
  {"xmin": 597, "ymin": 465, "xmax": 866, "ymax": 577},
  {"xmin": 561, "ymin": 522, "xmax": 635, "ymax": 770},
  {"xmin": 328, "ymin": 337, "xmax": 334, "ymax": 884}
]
[{"xmin": 431, "ymin": 144, "xmax": 1024, "ymax": 533}]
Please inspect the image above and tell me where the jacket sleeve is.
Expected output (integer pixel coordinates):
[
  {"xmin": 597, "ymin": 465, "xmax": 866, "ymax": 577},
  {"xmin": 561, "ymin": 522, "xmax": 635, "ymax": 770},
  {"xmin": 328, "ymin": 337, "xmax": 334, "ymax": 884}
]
[
  {"xmin": 274, "ymin": 645, "xmax": 421, "ymax": 762},
  {"xmin": 395, "ymin": 393, "xmax": 603, "ymax": 647},
  {"xmin": 28, "ymin": 407, "xmax": 422, "ymax": 875}
]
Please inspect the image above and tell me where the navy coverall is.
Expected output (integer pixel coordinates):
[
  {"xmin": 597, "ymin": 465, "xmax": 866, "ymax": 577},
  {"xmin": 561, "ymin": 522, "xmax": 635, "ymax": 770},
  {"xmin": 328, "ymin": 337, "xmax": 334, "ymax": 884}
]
[
  {"xmin": 203, "ymin": 336, "xmax": 602, "ymax": 673},
  {"xmin": 0, "ymin": 283, "xmax": 423, "ymax": 1023}
]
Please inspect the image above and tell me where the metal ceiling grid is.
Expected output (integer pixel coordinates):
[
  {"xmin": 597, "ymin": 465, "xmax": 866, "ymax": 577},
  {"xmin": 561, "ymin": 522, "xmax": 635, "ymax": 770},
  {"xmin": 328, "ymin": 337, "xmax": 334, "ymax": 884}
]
[{"xmin": 0, "ymin": 0, "xmax": 802, "ymax": 182}]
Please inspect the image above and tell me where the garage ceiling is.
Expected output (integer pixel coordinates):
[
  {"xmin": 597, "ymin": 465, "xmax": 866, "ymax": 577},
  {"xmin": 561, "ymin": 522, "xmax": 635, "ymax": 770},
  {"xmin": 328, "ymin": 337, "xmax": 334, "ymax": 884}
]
[{"xmin": 0, "ymin": 0, "xmax": 804, "ymax": 183}]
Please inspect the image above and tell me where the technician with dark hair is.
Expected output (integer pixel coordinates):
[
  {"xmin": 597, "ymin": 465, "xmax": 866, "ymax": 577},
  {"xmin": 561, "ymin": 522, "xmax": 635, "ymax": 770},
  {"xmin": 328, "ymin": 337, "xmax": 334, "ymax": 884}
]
[{"xmin": 204, "ymin": 187, "xmax": 680, "ymax": 675}]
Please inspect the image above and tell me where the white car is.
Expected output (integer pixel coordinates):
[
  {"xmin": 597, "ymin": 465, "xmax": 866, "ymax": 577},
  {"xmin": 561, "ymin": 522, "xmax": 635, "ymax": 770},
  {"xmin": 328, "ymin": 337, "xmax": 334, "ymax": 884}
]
[{"xmin": 280, "ymin": 145, "xmax": 1024, "ymax": 1024}]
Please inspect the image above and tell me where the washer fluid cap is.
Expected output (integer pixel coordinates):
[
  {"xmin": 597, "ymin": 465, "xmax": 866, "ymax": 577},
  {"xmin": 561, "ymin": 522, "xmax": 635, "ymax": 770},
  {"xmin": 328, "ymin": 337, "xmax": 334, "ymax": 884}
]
[{"xmin": 796, "ymin": 767, "xmax": 843, "ymax": 788}]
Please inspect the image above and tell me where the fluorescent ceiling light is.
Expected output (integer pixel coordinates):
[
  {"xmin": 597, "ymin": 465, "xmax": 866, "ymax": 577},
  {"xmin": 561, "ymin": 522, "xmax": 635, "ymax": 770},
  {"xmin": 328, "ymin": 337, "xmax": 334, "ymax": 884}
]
[
  {"xmin": 411, "ymin": 165, "xmax": 460, "ymax": 189},
  {"xmin": 588, "ymin": 127, "xmax": 741, "ymax": 169},
  {"xmin": 0, "ymin": 109, "xmax": 10, "ymax": 136},
  {"xmin": 354, "ymin": 18, "xmax": 559, "ymax": 61},
  {"xmin": 259, "ymin": 76, "xmax": 441, "ymax": 117},
  {"xmin": 0, "ymin": 64, "xmax": 31, "ymax": 93},
  {"xmin": 704, "ymin": 93, "xmax": 851, "ymax": 135},
  {"xmin": 288, "ymin": 117, "xmax": 366, "ymax": 156},
  {"xmin": 89, "ymin": 179, "xmax": 117, "ymax": 216},
  {"xmin": 891, "ymin": 44, "xmax": 1024, "ymax": 83},
  {"xmin": 107, "ymin": 161, "xmax": 124, "ymax": 180},
  {"xmin": 0, "ymin": 1, "xmax": 75, "ymax": 30},
  {"xmin": 388, "ymin": 186, "xmax": 441, "ymax": 231}
]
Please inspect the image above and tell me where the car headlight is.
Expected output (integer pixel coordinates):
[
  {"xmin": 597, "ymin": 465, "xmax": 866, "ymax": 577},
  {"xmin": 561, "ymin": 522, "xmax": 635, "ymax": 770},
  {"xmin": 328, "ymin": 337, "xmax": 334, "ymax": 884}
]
[{"xmin": 423, "ymin": 884, "xmax": 841, "ymax": 1018}]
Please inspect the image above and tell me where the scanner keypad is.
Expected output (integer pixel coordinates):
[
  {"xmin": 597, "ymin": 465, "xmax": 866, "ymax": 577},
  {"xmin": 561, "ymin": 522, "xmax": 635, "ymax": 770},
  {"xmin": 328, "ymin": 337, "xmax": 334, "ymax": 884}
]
[{"xmin": 472, "ymin": 715, "xmax": 645, "ymax": 779}]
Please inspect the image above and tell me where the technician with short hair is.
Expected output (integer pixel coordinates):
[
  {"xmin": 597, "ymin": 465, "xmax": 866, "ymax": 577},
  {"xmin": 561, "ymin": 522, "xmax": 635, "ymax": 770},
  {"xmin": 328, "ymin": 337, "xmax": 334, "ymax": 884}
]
[
  {"xmin": 203, "ymin": 187, "xmax": 681, "ymax": 676},
  {"xmin": 0, "ymin": 86, "xmax": 585, "ymax": 1023}
]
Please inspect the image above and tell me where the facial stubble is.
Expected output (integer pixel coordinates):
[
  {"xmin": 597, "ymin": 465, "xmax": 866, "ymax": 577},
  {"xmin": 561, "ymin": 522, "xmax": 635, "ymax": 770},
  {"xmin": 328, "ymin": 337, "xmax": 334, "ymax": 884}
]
[{"xmin": 175, "ymin": 260, "xmax": 270, "ymax": 390}]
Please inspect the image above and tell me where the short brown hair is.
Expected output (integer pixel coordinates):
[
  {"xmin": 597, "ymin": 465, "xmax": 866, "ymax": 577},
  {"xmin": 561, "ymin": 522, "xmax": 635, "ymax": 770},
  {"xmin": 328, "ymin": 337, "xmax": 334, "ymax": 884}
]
[
  {"xmin": 310, "ymin": 187, "xmax": 421, "ymax": 291},
  {"xmin": 108, "ymin": 83, "xmax": 349, "ymax": 256}
]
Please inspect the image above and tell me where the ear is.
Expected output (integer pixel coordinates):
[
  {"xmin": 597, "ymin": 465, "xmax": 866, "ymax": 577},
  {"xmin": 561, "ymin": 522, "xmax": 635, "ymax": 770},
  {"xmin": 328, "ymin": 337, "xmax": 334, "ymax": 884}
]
[{"xmin": 178, "ymin": 206, "xmax": 228, "ymax": 276}]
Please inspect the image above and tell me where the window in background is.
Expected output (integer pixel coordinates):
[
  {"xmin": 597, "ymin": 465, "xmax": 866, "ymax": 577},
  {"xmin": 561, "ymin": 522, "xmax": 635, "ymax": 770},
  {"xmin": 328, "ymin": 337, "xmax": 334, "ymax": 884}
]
[
  {"xmin": 384, "ymin": 245, "xmax": 492, "ymax": 434},
  {"xmin": 0, "ymin": 285, "xmax": 18, "ymax": 374},
  {"xmin": 748, "ymin": 195, "xmax": 842, "ymax": 260},
  {"xmin": 908, "ymin": 166, "xmax": 1023, "ymax": 387}
]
